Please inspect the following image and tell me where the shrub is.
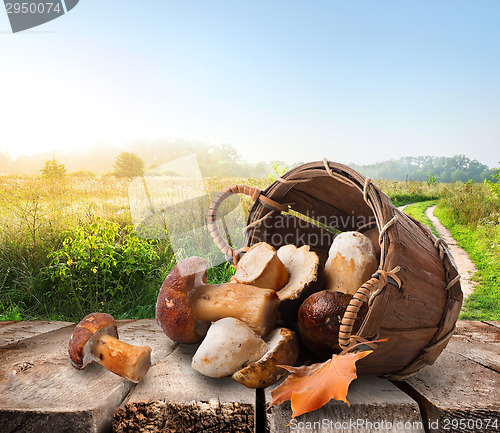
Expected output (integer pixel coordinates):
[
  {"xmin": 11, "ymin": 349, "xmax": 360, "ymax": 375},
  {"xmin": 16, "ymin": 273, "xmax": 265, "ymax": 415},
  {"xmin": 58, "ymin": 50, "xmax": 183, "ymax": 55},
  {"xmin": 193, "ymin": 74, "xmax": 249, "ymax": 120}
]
[
  {"xmin": 485, "ymin": 163, "xmax": 500, "ymax": 199},
  {"xmin": 46, "ymin": 218, "xmax": 160, "ymax": 316},
  {"xmin": 40, "ymin": 157, "xmax": 67, "ymax": 179}
]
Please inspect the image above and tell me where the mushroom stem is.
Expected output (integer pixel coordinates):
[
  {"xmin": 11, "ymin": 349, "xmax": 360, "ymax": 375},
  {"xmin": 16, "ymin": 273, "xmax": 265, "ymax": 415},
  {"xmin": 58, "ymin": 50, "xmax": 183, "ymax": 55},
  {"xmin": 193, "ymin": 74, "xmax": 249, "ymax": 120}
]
[
  {"xmin": 190, "ymin": 283, "xmax": 280, "ymax": 336},
  {"xmin": 90, "ymin": 333, "xmax": 152, "ymax": 383}
]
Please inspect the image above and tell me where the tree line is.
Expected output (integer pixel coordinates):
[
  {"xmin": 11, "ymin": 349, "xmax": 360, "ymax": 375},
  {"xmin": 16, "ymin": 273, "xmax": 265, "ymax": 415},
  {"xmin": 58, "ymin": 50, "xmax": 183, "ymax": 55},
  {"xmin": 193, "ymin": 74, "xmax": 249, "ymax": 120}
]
[
  {"xmin": 350, "ymin": 155, "xmax": 495, "ymax": 183},
  {"xmin": 0, "ymin": 139, "xmax": 282, "ymax": 178},
  {"xmin": 0, "ymin": 140, "xmax": 496, "ymax": 183}
]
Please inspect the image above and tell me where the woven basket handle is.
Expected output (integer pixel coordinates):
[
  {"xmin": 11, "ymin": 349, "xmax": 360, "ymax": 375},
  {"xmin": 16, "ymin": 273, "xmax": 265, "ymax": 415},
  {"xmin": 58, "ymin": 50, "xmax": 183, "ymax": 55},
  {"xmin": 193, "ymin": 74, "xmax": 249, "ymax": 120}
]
[
  {"xmin": 208, "ymin": 185, "xmax": 287, "ymax": 265},
  {"xmin": 338, "ymin": 268, "xmax": 401, "ymax": 350}
]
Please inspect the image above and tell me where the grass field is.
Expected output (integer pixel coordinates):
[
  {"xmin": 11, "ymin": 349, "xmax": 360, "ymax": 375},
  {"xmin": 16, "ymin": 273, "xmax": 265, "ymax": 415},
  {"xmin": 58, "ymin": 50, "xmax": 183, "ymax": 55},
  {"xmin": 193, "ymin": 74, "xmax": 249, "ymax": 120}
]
[
  {"xmin": 434, "ymin": 182, "xmax": 500, "ymax": 320},
  {"xmin": 403, "ymin": 184, "xmax": 500, "ymax": 320},
  {"xmin": 0, "ymin": 174, "xmax": 496, "ymax": 321},
  {"xmin": 403, "ymin": 200, "xmax": 440, "ymax": 237}
]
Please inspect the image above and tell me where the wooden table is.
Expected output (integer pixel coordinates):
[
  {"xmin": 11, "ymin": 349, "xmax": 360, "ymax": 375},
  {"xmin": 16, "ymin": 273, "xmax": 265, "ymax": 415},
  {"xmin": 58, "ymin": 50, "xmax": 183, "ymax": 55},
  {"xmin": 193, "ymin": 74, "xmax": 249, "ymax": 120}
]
[{"xmin": 0, "ymin": 320, "xmax": 498, "ymax": 433}]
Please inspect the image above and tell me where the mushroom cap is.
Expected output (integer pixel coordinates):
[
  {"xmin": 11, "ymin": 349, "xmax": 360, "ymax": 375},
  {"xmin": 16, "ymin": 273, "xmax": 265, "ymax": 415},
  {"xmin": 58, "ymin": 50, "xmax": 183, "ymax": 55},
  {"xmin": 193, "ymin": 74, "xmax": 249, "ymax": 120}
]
[
  {"xmin": 232, "ymin": 327, "xmax": 299, "ymax": 388},
  {"xmin": 298, "ymin": 290, "xmax": 368, "ymax": 359},
  {"xmin": 68, "ymin": 312, "xmax": 118, "ymax": 370},
  {"xmin": 155, "ymin": 256, "xmax": 209, "ymax": 344}
]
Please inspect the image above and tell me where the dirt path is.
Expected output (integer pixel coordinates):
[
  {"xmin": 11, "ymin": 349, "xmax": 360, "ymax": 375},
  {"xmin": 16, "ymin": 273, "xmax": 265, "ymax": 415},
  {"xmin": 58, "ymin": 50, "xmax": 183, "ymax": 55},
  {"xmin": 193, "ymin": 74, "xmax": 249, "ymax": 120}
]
[
  {"xmin": 397, "ymin": 204, "xmax": 476, "ymax": 298},
  {"xmin": 424, "ymin": 205, "xmax": 476, "ymax": 298}
]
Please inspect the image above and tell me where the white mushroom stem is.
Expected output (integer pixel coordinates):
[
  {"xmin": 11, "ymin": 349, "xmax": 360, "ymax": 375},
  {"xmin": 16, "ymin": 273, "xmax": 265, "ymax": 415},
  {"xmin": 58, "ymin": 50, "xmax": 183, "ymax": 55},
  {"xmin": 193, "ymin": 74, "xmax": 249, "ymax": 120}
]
[
  {"xmin": 324, "ymin": 231, "xmax": 378, "ymax": 295},
  {"xmin": 189, "ymin": 283, "xmax": 280, "ymax": 336},
  {"xmin": 89, "ymin": 333, "xmax": 152, "ymax": 383}
]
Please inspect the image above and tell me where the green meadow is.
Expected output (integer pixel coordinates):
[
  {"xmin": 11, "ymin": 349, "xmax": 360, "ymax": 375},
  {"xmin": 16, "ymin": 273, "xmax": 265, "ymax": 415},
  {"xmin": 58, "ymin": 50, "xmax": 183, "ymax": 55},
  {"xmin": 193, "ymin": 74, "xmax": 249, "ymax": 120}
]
[{"xmin": 1, "ymin": 174, "xmax": 498, "ymax": 321}]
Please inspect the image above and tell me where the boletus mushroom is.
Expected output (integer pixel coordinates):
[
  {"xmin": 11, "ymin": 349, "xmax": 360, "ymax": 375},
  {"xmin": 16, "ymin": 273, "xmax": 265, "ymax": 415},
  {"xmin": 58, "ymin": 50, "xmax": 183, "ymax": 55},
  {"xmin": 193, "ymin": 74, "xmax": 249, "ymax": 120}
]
[
  {"xmin": 276, "ymin": 244, "xmax": 320, "ymax": 324},
  {"xmin": 232, "ymin": 327, "xmax": 299, "ymax": 388},
  {"xmin": 68, "ymin": 312, "xmax": 152, "ymax": 383},
  {"xmin": 298, "ymin": 290, "xmax": 368, "ymax": 359},
  {"xmin": 323, "ymin": 231, "xmax": 378, "ymax": 295},
  {"xmin": 233, "ymin": 242, "xmax": 289, "ymax": 290},
  {"xmin": 192, "ymin": 317, "xmax": 299, "ymax": 388},
  {"xmin": 191, "ymin": 317, "xmax": 268, "ymax": 378},
  {"xmin": 156, "ymin": 257, "xmax": 280, "ymax": 343}
]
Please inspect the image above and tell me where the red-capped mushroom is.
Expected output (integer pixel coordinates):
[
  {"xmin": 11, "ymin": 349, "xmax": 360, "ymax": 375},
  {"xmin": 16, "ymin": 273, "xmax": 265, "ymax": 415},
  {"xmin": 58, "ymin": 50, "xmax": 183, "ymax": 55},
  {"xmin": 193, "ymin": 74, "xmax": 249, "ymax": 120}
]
[
  {"xmin": 155, "ymin": 256, "xmax": 210, "ymax": 344},
  {"xmin": 68, "ymin": 312, "xmax": 152, "ymax": 383}
]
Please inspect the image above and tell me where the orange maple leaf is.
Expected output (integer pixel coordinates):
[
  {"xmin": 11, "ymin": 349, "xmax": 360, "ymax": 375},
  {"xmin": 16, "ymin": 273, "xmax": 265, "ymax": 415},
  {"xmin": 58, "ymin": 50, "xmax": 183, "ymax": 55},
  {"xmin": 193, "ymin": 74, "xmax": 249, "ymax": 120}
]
[{"xmin": 269, "ymin": 340, "xmax": 388, "ymax": 419}]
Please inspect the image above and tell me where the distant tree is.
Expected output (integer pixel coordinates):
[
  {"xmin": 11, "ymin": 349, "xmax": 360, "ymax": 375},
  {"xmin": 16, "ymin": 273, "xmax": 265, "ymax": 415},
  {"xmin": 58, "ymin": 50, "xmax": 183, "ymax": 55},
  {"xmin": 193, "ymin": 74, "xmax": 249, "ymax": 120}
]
[
  {"xmin": 426, "ymin": 172, "xmax": 438, "ymax": 186},
  {"xmin": 114, "ymin": 152, "xmax": 145, "ymax": 178},
  {"xmin": 351, "ymin": 154, "xmax": 492, "ymax": 183},
  {"xmin": 268, "ymin": 161, "xmax": 287, "ymax": 181},
  {"xmin": 40, "ymin": 157, "xmax": 67, "ymax": 179}
]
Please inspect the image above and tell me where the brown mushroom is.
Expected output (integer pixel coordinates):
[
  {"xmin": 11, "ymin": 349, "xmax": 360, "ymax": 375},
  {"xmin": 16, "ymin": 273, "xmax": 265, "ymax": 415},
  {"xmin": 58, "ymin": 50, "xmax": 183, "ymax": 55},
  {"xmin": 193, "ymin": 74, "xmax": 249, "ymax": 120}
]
[
  {"xmin": 232, "ymin": 327, "xmax": 299, "ymax": 388},
  {"xmin": 68, "ymin": 312, "xmax": 152, "ymax": 383},
  {"xmin": 155, "ymin": 256, "xmax": 210, "ymax": 344},
  {"xmin": 233, "ymin": 242, "xmax": 289, "ymax": 290},
  {"xmin": 298, "ymin": 290, "xmax": 368, "ymax": 359},
  {"xmin": 156, "ymin": 257, "xmax": 280, "ymax": 343}
]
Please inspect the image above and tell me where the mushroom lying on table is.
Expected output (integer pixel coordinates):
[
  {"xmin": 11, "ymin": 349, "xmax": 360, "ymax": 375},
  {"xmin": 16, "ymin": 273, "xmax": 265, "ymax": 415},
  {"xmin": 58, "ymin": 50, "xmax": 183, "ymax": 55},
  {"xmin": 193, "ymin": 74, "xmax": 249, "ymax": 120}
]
[
  {"xmin": 156, "ymin": 257, "xmax": 280, "ymax": 343},
  {"xmin": 191, "ymin": 317, "xmax": 299, "ymax": 388},
  {"xmin": 68, "ymin": 312, "xmax": 152, "ymax": 383},
  {"xmin": 232, "ymin": 326, "xmax": 299, "ymax": 388}
]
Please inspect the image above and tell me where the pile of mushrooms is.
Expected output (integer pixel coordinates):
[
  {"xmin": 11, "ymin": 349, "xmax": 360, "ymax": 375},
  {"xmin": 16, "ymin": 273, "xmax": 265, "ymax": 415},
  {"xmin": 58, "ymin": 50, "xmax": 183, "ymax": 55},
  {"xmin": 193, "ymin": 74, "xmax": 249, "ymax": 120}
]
[
  {"xmin": 155, "ymin": 242, "xmax": 320, "ymax": 388},
  {"xmin": 298, "ymin": 231, "xmax": 378, "ymax": 359},
  {"xmin": 68, "ymin": 231, "xmax": 378, "ymax": 387}
]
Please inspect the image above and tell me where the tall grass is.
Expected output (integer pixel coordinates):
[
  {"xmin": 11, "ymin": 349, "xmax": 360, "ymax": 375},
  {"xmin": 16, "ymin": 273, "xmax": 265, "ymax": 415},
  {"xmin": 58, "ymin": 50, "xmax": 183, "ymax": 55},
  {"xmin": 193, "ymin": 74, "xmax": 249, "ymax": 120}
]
[
  {"xmin": 375, "ymin": 179, "xmax": 443, "ymax": 206},
  {"xmin": 402, "ymin": 200, "xmax": 440, "ymax": 237},
  {"xmin": 0, "ymin": 174, "xmax": 267, "ymax": 321},
  {"xmin": 435, "ymin": 181, "xmax": 500, "ymax": 320},
  {"xmin": 3, "ymin": 174, "xmax": 489, "ymax": 322}
]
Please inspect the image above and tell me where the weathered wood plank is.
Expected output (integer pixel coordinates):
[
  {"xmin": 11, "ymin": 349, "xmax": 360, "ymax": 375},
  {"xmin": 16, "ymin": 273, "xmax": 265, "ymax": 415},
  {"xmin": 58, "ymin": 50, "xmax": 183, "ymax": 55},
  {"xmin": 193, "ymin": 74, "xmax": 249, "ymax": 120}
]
[
  {"xmin": 266, "ymin": 376, "xmax": 424, "ymax": 433},
  {"xmin": 396, "ymin": 320, "xmax": 500, "ymax": 433},
  {"xmin": 452, "ymin": 321, "xmax": 500, "ymax": 373},
  {"xmin": 0, "ymin": 319, "xmax": 176, "ymax": 433},
  {"xmin": 113, "ymin": 344, "xmax": 256, "ymax": 433},
  {"xmin": 0, "ymin": 320, "xmax": 74, "ymax": 347}
]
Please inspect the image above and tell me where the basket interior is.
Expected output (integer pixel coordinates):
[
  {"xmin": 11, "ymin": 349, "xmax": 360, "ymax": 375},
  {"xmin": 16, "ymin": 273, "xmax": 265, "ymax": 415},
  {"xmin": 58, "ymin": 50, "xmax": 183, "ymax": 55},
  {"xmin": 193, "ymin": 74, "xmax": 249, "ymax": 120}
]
[{"xmin": 247, "ymin": 173, "xmax": 380, "ymax": 266}]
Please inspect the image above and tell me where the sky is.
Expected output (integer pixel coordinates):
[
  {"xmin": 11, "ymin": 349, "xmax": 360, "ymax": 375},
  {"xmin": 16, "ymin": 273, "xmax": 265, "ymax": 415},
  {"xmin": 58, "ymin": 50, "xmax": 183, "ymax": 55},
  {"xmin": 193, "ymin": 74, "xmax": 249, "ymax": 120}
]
[{"xmin": 1, "ymin": 1, "xmax": 499, "ymax": 167}]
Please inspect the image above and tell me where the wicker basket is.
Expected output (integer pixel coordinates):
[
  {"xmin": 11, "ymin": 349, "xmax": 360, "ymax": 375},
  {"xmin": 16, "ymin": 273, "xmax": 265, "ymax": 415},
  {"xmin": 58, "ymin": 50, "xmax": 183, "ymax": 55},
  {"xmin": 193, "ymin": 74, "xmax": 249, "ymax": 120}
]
[{"xmin": 208, "ymin": 160, "xmax": 463, "ymax": 380}]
